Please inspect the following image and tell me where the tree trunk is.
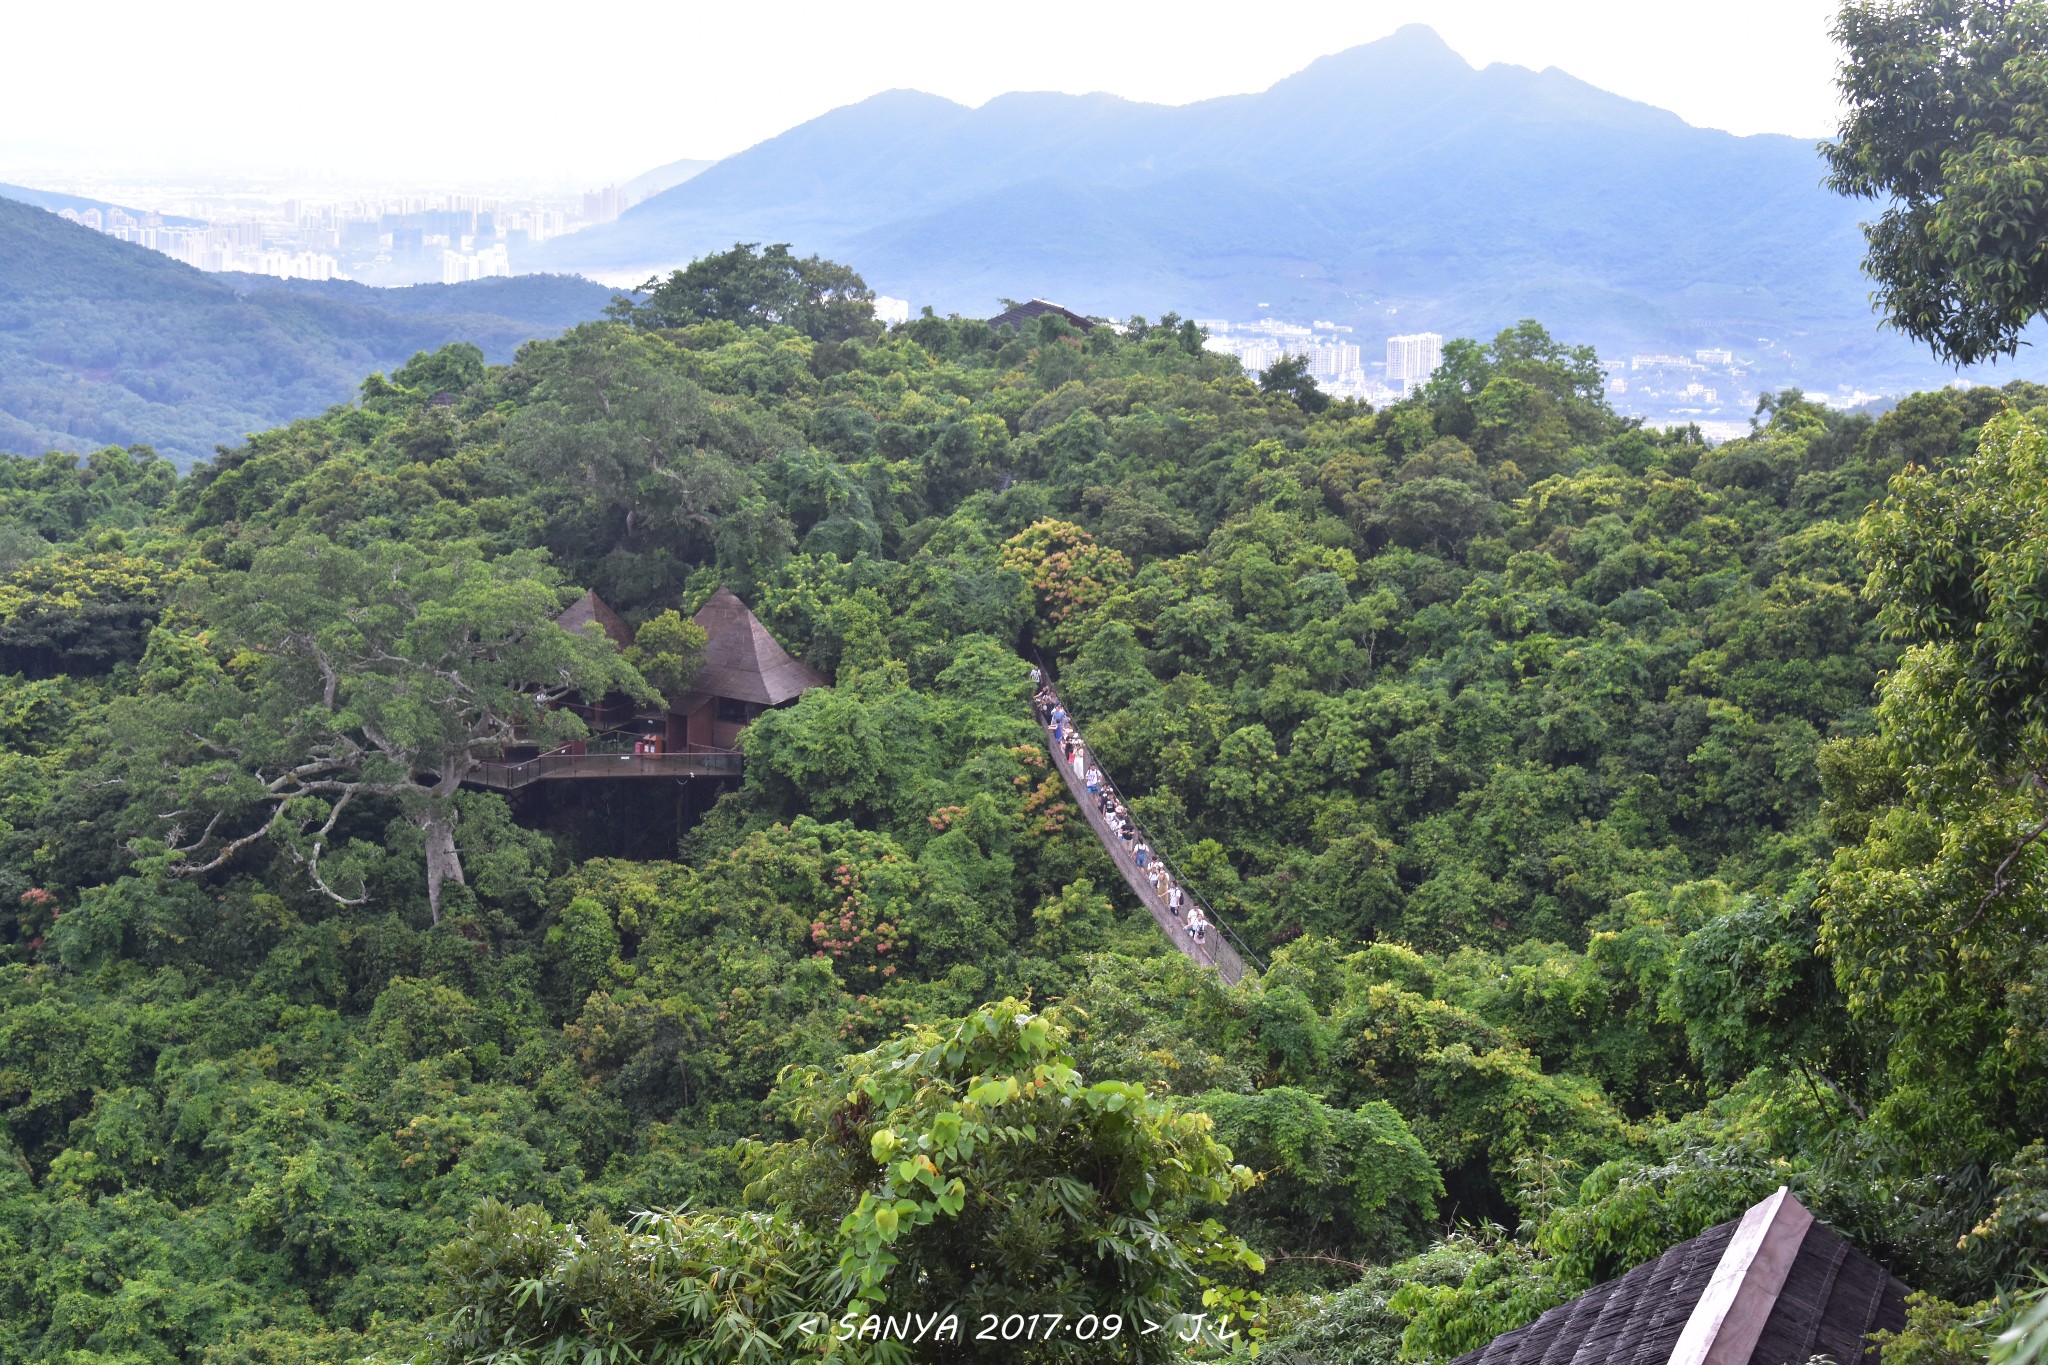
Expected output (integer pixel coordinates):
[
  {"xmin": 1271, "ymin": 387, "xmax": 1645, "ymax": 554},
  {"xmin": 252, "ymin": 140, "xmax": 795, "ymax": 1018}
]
[{"xmin": 419, "ymin": 800, "xmax": 465, "ymax": 925}]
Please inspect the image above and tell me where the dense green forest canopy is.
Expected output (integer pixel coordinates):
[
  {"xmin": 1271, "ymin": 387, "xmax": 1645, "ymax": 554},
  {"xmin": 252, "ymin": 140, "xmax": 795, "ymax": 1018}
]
[{"xmin": 2, "ymin": 263, "xmax": 2046, "ymax": 1363}]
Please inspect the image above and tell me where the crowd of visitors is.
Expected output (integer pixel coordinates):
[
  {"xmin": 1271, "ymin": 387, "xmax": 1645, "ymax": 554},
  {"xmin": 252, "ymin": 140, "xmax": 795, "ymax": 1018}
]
[{"xmin": 1033, "ymin": 671, "xmax": 1213, "ymax": 953}]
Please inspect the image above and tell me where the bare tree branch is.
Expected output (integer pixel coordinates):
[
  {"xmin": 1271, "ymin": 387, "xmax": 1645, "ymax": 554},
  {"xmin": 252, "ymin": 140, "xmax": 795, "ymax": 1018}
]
[
  {"xmin": 165, "ymin": 819, "xmax": 278, "ymax": 876},
  {"xmin": 294, "ymin": 789, "xmax": 370, "ymax": 906}
]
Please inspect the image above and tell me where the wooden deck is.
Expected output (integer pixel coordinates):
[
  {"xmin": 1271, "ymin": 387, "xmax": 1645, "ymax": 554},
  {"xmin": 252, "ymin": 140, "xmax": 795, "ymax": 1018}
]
[
  {"xmin": 464, "ymin": 750, "xmax": 742, "ymax": 790},
  {"xmin": 1036, "ymin": 699, "xmax": 1251, "ymax": 986}
]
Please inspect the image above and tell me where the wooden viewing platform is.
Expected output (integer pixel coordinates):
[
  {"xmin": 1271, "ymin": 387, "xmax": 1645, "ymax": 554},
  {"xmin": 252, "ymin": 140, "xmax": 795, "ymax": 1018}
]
[
  {"xmin": 1034, "ymin": 687, "xmax": 1251, "ymax": 986},
  {"xmin": 465, "ymin": 749, "xmax": 742, "ymax": 790}
]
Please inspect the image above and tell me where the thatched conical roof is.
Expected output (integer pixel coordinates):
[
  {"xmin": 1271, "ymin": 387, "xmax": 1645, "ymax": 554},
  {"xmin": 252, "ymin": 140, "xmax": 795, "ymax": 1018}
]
[
  {"xmin": 556, "ymin": 589, "xmax": 634, "ymax": 650},
  {"xmin": 690, "ymin": 587, "xmax": 826, "ymax": 705}
]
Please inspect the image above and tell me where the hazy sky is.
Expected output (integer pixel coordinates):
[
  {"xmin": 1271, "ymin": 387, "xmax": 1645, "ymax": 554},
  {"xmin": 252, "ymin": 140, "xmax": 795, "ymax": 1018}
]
[{"xmin": 4, "ymin": 0, "xmax": 1848, "ymax": 189}]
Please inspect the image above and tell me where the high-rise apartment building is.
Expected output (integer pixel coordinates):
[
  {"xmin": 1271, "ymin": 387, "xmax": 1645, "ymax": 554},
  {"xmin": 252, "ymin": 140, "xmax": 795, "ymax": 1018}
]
[
  {"xmin": 581, "ymin": 187, "xmax": 625, "ymax": 223},
  {"xmin": 1309, "ymin": 341, "xmax": 1361, "ymax": 379},
  {"xmin": 441, "ymin": 244, "xmax": 513, "ymax": 284},
  {"xmin": 1234, "ymin": 339, "xmax": 1285, "ymax": 375},
  {"xmin": 1385, "ymin": 332, "xmax": 1444, "ymax": 391}
]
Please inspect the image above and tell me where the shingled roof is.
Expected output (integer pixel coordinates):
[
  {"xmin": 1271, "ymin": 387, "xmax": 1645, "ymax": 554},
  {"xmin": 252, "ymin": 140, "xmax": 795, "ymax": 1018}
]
[
  {"xmin": 987, "ymin": 299, "xmax": 1096, "ymax": 333},
  {"xmin": 689, "ymin": 587, "xmax": 827, "ymax": 706},
  {"xmin": 1453, "ymin": 1190, "xmax": 1907, "ymax": 1365},
  {"xmin": 556, "ymin": 589, "xmax": 634, "ymax": 650}
]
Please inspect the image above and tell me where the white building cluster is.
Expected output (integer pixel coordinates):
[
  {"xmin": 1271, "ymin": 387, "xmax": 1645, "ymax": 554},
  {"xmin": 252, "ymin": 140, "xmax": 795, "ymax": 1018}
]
[
  {"xmin": 581, "ymin": 187, "xmax": 627, "ymax": 224},
  {"xmin": 440, "ymin": 244, "xmax": 513, "ymax": 284},
  {"xmin": 1607, "ymin": 348, "xmax": 1755, "ymax": 411},
  {"xmin": 1200, "ymin": 317, "xmax": 1443, "ymax": 405},
  {"xmin": 57, "ymin": 206, "xmax": 342, "ymax": 281},
  {"xmin": 45, "ymin": 180, "xmax": 639, "ymax": 287}
]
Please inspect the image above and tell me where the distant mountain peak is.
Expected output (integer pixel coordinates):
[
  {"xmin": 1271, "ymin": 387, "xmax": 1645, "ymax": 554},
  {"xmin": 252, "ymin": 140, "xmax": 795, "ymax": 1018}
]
[
  {"xmin": 1259, "ymin": 25, "xmax": 1475, "ymax": 106},
  {"xmin": 854, "ymin": 87, "xmax": 971, "ymax": 113},
  {"xmin": 1288, "ymin": 24, "xmax": 1471, "ymax": 74},
  {"xmin": 1385, "ymin": 22, "xmax": 1463, "ymax": 52}
]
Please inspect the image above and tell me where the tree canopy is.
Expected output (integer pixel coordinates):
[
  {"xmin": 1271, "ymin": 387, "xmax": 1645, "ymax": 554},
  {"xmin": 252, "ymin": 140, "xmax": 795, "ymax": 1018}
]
[
  {"xmin": 1826, "ymin": 0, "xmax": 2048, "ymax": 364},
  {"xmin": 617, "ymin": 242, "xmax": 882, "ymax": 342},
  {"xmin": 97, "ymin": 536, "xmax": 649, "ymax": 917},
  {"xmin": 1, "ymin": 246, "xmax": 2046, "ymax": 1364}
]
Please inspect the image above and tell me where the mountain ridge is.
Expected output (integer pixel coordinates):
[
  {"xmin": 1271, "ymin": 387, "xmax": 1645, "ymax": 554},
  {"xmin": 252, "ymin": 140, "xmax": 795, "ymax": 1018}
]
[
  {"xmin": 541, "ymin": 26, "xmax": 2017, "ymax": 392},
  {"xmin": 0, "ymin": 195, "xmax": 611, "ymax": 465},
  {"xmin": 0, "ymin": 180, "xmax": 207, "ymax": 227}
]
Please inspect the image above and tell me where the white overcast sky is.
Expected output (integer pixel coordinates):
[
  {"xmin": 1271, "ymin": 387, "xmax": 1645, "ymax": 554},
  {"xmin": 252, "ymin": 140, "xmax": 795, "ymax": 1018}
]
[{"xmin": 2, "ymin": 0, "xmax": 1848, "ymax": 189}]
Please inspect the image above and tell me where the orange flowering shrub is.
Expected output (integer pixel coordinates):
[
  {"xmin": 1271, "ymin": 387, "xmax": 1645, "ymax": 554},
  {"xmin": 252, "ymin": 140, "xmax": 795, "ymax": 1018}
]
[{"xmin": 999, "ymin": 518, "xmax": 1131, "ymax": 652}]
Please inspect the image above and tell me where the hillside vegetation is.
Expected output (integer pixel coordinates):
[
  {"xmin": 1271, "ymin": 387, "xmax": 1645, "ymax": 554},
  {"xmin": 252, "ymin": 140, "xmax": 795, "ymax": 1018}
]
[
  {"xmin": 0, "ymin": 195, "xmax": 611, "ymax": 466},
  {"xmin": 1, "ymin": 270, "xmax": 2044, "ymax": 1362}
]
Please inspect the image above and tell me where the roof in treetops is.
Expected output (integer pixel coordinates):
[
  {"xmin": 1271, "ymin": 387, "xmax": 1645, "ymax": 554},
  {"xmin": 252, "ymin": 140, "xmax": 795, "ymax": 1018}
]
[
  {"xmin": 688, "ymin": 587, "xmax": 827, "ymax": 706},
  {"xmin": 1451, "ymin": 1189, "xmax": 1908, "ymax": 1365},
  {"xmin": 555, "ymin": 589, "xmax": 634, "ymax": 650},
  {"xmin": 986, "ymin": 298, "xmax": 1096, "ymax": 332}
]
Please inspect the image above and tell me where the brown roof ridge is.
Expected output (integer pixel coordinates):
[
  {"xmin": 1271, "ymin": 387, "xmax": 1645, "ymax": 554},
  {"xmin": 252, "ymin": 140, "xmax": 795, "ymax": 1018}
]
[
  {"xmin": 1669, "ymin": 1187, "xmax": 1814, "ymax": 1365},
  {"xmin": 987, "ymin": 298, "xmax": 1097, "ymax": 332},
  {"xmin": 1449, "ymin": 1186, "xmax": 1908, "ymax": 1365}
]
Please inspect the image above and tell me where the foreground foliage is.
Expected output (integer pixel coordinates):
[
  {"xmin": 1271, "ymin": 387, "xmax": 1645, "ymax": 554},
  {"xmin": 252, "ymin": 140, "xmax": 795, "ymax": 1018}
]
[{"xmin": 1826, "ymin": 0, "xmax": 2048, "ymax": 365}]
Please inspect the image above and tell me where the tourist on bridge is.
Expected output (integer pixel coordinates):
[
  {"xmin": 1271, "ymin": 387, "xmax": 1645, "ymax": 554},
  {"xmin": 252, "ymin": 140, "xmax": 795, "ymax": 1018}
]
[
  {"xmin": 1135, "ymin": 840, "xmax": 1150, "ymax": 870},
  {"xmin": 1187, "ymin": 907, "xmax": 1209, "ymax": 944},
  {"xmin": 1085, "ymin": 764, "xmax": 1102, "ymax": 795},
  {"xmin": 1168, "ymin": 882, "xmax": 1185, "ymax": 918}
]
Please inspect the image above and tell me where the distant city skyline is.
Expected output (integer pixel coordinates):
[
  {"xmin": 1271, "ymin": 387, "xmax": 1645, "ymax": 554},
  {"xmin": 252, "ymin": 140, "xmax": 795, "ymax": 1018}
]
[
  {"xmin": 3, "ymin": 1, "xmax": 1847, "ymax": 186},
  {"xmin": 46, "ymin": 187, "xmax": 615, "ymax": 287},
  {"xmin": 1193, "ymin": 312, "xmax": 1893, "ymax": 439}
]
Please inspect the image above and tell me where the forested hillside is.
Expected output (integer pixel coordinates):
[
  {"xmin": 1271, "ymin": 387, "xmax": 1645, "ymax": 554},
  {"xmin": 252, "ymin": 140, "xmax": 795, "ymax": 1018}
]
[
  {"xmin": 1, "ymin": 268, "xmax": 2044, "ymax": 1363},
  {"xmin": 0, "ymin": 195, "xmax": 610, "ymax": 467}
]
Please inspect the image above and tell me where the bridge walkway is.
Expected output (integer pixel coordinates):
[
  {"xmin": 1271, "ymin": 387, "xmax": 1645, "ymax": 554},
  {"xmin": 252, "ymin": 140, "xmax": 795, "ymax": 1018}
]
[{"xmin": 1033, "ymin": 683, "xmax": 1253, "ymax": 986}]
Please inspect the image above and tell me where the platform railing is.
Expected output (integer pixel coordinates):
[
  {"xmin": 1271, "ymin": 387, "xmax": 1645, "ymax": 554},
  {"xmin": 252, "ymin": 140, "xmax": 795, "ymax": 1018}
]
[{"xmin": 465, "ymin": 739, "xmax": 743, "ymax": 790}]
